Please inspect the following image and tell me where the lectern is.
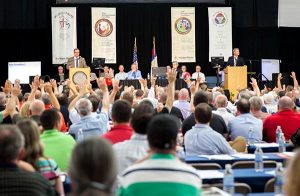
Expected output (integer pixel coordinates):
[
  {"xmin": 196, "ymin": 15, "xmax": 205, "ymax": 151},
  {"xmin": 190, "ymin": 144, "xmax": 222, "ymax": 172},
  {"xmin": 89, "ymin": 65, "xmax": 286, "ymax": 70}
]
[
  {"xmin": 224, "ymin": 66, "xmax": 247, "ymax": 93},
  {"xmin": 69, "ymin": 68, "xmax": 90, "ymax": 86}
]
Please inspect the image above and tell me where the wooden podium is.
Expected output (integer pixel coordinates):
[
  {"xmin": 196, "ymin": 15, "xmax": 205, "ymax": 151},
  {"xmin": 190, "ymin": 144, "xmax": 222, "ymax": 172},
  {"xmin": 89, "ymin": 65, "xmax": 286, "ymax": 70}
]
[
  {"xmin": 69, "ymin": 68, "xmax": 90, "ymax": 86},
  {"xmin": 224, "ymin": 66, "xmax": 247, "ymax": 93}
]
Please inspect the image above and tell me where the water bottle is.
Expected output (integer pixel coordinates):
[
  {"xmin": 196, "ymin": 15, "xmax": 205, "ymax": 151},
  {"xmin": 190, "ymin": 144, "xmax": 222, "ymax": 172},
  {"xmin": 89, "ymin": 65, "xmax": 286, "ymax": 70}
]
[
  {"xmin": 276, "ymin": 126, "xmax": 282, "ymax": 143},
  {"xmin": 147, "ymin": 73, "xmax": 150, "ymax": 80},
  {"xmin": 274, "ymin": 162, "xmax": 284, "ymax": 196},
  {"xmin": 248, "ymin": 126, "xmax": 255, "ymax": 146},
  {"xmin": 77, "ymin": 128, "xmax": 84, "ymax": 141},
  {"xmin": 278, "ymin": 132, "xmax": 286, "ymax": 153},
  {"xmin": 255, "ymin": 146, "xmax": 264, "ymax": 172},
  {"xmin": 223, "ymin": 164, "xmax": 234, "ymax": 195}
]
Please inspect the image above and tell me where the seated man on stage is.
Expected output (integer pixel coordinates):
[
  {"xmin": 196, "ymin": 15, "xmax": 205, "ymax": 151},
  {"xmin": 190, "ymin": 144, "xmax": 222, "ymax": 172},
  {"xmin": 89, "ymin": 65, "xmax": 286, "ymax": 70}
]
[
  {"xmin": 227, "ymin": 48, "xmax": 245, "ymax": 66},
  {"xmin": 127, "ymin": 63, "xmax": 142, "ymax": 79},
  {"xmin": 115, "ymin": 64, "xmax": 128, "ymax": 80},
  {"xmin": 66, "ymin": 48, "xmax": 88, "ymax": 69},
  {"xmin": 191, "ymin": 65, "xmax": 205, "ymax": 82},
  {"xmin": 180, "ymin": 65, "xmax": 190, "ymax": 79}
]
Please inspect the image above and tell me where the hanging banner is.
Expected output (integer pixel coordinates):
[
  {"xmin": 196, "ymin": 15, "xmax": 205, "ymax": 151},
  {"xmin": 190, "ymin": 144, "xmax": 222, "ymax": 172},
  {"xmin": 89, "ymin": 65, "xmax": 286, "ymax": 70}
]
[
  {"xmin": 92, "ymin": 7, "xmax": 116, "ymax": 64},
  {"xmin": 171, "ymin": 7, "xmax": 196, "ymax": 63},
  {"xmin": 51, "ymin": 7, "xmax": 77, "ymax": 64},
  {"xmin": 208, "ymin": 7, "xmax": 232, "ymax": 62}
]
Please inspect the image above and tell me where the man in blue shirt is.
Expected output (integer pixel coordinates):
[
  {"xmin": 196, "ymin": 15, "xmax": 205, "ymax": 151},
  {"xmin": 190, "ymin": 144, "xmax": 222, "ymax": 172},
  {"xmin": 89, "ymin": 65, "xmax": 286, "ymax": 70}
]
[
  {"xmin": 228, "ymin": 98, "xmax": 262, "ymax": 141},
  {"xmin": 184, "ymin": 103, "xmax": 236, "ymax": 156},
  {"xmin": 127, "ymin": 63, "xmax": 142, "ymax": 79},
  {"xmin": 69, "ymin": 98, "xmax": 108, "ymax": 141}
]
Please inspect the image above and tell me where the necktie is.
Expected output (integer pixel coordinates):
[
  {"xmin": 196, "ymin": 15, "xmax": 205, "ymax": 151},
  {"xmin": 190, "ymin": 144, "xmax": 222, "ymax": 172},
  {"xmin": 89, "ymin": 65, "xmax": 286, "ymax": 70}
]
[
  {"xmin": 76, "ymin": 58, "xmax": 79, "ymax": 68},
  {"xmin": 198, "ymin": 73, "xmax": 200, "ymax": 78},
  {"xmin": 234, "ymin": 57, "xmax": 237, "ymax": 66},
  {"xmin": 133, "ymin": 72, "xmax": 136, "ymax": 79}
]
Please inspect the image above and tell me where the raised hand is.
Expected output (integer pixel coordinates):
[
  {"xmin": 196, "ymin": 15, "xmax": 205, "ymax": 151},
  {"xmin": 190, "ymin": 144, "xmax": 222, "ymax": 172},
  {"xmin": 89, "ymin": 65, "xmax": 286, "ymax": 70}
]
[
  {"xmin": 278, "ymin": 73, "xmax": 283, "ymax": 80},
  {"xmin": 291, "ymin": 71, "xmax": 296, "ymax": 79},
  {"xmin": 96, "ymin": 77, "xmax": 108, "ymax": 92},
  {"xmin": 189, "ymin": 81, "xmax": 196, "ymax": 95},
  {"xmin": 44, "ymin": 83, "xmax": 53, "ymax": 94},
  {"xmin": 112, "ymin": 79, "xmax": 122, "ymax": 92},
  {"xmin": 1, "ymin": 80, "xmax": 13, "ymax": 95},
  {"xmin": 168, "ymin": 68, "xmax": 176, "ymax": 83}
]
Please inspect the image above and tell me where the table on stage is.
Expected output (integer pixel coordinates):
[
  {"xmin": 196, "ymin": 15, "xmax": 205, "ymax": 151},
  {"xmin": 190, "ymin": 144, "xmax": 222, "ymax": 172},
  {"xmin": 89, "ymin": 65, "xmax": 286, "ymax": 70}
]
[
  {"xmin": 198, "ymin": 168, "xmax": 276, "ymax": 192},
  {"xmin": 185, "ymin": 153, "xmax": 293, "ymax": 167},
  {"xmin": 247, "ymin": 143, "xmax": 294, "ymax": 154},
  {"xmin": 119, "ymin": 78, "xmax": 188, "ymax": 90}
]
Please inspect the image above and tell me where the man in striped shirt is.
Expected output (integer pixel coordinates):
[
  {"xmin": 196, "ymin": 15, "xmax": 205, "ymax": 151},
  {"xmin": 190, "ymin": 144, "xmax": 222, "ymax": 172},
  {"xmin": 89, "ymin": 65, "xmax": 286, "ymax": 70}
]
[{"xmin": 117, "ymin": 114, "xmax": 201, "ymax": 196}]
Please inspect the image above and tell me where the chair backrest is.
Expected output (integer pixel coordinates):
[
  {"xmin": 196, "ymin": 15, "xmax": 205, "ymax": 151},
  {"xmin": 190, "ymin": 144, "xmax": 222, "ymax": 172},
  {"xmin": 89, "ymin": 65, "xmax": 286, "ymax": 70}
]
[
  {"xmin": 190, "ymin": 163, "xmax": 222, "ymax": 170},
  {"xmin": 203, "ymin": 183, "xmax": 252, "ymax": 195},
  {"xmin": 264, "ymin": 178, "xmax": 275, "ymax": 192},
  {"xmin": 232, "ymin": 160, "xmax": 277, "ymax": 169}
]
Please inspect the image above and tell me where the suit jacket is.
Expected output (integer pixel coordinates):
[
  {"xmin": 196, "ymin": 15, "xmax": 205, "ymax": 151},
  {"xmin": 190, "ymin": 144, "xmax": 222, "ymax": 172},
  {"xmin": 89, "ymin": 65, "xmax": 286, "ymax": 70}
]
[
  {"xmin": 66, "ymin": 57, "xmax": 87, "ymax": 69},
  {"xmin": 226, "ymin": 56, "xmax": 245, "ymax": 66}
]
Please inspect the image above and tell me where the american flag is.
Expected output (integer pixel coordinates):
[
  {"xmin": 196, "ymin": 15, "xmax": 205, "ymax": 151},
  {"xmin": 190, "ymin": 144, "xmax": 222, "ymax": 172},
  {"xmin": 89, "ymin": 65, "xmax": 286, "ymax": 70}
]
[{"xmin": 132, "ymin": 37, "xmax": 138, "ymax": 67}]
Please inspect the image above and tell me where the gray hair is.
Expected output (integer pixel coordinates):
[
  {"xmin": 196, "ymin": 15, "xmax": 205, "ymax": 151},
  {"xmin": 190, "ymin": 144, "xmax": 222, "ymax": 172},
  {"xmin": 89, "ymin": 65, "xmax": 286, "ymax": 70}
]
[
  {"xmin": 278, "ymin": 96, "xmax": 295, "ymax": 110},
  {"xmin": 238, "ymin": 90, "xmax": 252, "ymax": 100},
  {"xmin": 29, "ymin": 100, "xmax": 45, "ymax": 115},
  {"xmin": 76, "ymin": 98, "xmax": 93, "ymax": 117},
  {"xmin": 41, "ymin": 93, "xmax": 51, "ymax": 105},
  {"xmin": 0, "ymin": 125, "xmax": 24, "ymax": 162},
  {"xmin": 215, "ymin": 94, "xmax": 228, "ymax": 108},
  {"xmin": 249, "ymin": 96, "xmax": 263, "ymax": 111}
]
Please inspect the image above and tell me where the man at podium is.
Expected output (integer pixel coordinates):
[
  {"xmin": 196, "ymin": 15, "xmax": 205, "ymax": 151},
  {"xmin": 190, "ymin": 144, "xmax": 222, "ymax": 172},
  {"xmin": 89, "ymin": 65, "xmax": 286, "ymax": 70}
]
[
  {"xmin": 66, "ymin": 48, "xmax": 88, "ymax": 69},
  {"xmin": 226, "ymin": 48, "xmax": 245, "ymax": 66}
]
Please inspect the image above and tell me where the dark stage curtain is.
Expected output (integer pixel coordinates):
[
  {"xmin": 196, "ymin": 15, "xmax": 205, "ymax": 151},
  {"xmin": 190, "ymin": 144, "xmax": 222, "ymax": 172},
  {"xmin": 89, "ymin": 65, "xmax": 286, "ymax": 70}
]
[{"xmin": 0, "ymin": 0, "xmax": 300, "ymax": 87}]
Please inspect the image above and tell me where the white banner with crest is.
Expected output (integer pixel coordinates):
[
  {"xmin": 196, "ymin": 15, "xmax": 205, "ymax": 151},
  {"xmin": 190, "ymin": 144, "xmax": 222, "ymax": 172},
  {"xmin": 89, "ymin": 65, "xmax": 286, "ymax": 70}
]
[
  {"xmin": 92, "ymin": 8, "xmax": 116, "ymax": 64},
  {"xmin": 51, "ymin": 7, "xmax": 77, "ymax": 64},
  {"xmin": 171, "ymin": 7, "xmax": 196, "ymax": 63},
  {"xmin": 208, "ymin": 7, "xmax": 232, "ymax": 61}
]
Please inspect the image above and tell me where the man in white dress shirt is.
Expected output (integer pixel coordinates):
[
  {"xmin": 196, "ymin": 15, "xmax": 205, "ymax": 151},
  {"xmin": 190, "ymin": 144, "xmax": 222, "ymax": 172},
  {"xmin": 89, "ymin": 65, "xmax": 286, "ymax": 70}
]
[
  {"xmin": 113, "ymin": 100, "xmax": 155, "ymax": 174},
  {"xmin": 191, "ymin": 65, "xmax": 205, "ymax": 82},
  {"xmin": 114, "ymin": 65, "xmax": 128, "ymax": 80}
]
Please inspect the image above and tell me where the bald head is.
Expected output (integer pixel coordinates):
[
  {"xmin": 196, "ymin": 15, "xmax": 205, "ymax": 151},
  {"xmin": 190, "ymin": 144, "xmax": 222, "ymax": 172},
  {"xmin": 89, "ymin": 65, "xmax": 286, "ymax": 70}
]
[
  {"xmin": 30, "ymin": 100, "xmax": 45, "ymax": 116},
  {"xmin": 178, "ymin": 88, "xmax": 189, "ymax": 101},
  {"xmin": 278, "ymin": 96, "xmax": 295, "ymax": 111},
  {"xmin": 215, "ymin": 95, "xmax": 228, "ymax": 108}
]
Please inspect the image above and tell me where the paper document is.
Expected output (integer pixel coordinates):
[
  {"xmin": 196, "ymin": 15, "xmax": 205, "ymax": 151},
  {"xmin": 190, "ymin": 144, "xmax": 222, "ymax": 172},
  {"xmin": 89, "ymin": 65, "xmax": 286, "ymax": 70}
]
[{"xmin": 197, "ymin": 170, "xmax": 224, "ymax": 179}]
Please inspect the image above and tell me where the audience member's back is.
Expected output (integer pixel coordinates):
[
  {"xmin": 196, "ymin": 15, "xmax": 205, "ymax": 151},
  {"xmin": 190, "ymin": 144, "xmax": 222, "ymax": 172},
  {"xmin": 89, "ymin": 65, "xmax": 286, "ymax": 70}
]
[
  {"xmin": 40, "ymin": 109, "xmax": 76, "ymax": 171},
  {"xmin": 184, "ymin": 103, "xmax": 235, "ymax": 156},
  {"xmin": 70, "ymin": 138, "xmax": 117, "ymax": 196},
  {"xmin": 118, "ymin": 114, "xmax": 201, "ymax": 196},
  {"xmin": 113, "ymin": 100, "xmax": 155, "ymax": 174},
  {"xmin": 0, "ymin": 125, "xmax": 55, "ymax": 195}
]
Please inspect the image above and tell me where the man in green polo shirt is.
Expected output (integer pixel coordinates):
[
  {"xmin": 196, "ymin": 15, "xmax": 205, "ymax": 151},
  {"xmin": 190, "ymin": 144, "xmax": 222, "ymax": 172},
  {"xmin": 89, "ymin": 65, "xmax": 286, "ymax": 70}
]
[
  {"xmin": 118, "ymin": 114, "xmax": 202, "ymax": 196},
  {"xmin": 40, "ymin": 109, "xmax": 75, "ymax": 172}
]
